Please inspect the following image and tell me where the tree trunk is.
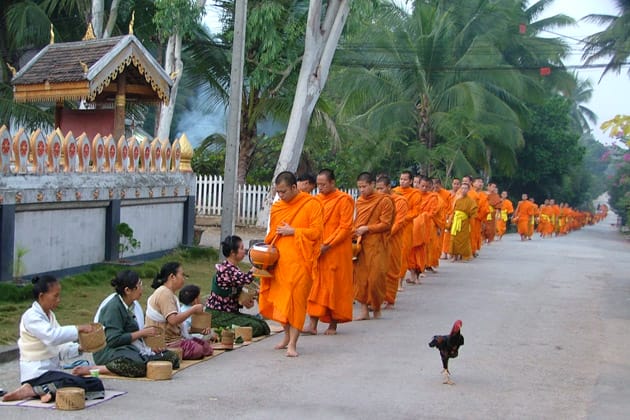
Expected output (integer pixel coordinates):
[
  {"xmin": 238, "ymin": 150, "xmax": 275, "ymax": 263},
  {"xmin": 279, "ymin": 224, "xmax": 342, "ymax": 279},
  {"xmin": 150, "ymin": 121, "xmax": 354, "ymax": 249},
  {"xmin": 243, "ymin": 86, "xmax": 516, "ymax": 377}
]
[
  {"xmin": 256, "ymin": 0, "xmax": 350, "ymax": 227},
  {"xmin": 91, "ymin": 0, "xmax": 104, "ymax": 38},
  {"xmin": 102, "ymin": 0, "xmax": 120, "ymax": 39},
  {"xmin": 157, "ymin": 34, "xmax": 182, "ymax": 141}
]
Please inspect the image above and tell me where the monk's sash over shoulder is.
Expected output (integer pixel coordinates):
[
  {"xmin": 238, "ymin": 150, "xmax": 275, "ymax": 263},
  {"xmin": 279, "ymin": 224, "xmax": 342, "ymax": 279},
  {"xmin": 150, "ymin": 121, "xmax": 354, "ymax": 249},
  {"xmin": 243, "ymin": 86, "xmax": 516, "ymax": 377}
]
[{"xmin": 451, "ymin": 210, "xmax": 469, "ymax": 235}]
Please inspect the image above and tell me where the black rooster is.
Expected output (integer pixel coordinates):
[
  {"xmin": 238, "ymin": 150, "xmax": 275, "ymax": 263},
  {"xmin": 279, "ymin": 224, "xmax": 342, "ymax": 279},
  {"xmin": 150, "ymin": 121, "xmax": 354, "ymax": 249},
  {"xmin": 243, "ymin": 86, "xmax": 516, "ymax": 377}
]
[{"xmin": 429, "ymin": 320, "xmax": 464, "ymax": 384}]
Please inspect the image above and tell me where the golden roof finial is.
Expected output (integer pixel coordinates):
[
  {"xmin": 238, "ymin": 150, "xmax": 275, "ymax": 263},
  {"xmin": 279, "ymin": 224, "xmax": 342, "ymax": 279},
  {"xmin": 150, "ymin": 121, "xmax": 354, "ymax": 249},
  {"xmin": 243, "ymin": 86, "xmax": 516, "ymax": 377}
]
[
  {"xmin": 83, "ymin": 22, "xmax": 96, "ymax": 41},
  {"xmin": 129, "ymin": 11, "xmax": 135, "ymax": 35},
  {"xmin": 50, "ymin": 24, "xmax": 55, "ymax": 44},
  {"xmin": 79, "ymin": 61, "xmax": 89, "ymax": 74},
  {"xmin": 6, "ymin": 63, "xmax": 17, "ymax": 77}
]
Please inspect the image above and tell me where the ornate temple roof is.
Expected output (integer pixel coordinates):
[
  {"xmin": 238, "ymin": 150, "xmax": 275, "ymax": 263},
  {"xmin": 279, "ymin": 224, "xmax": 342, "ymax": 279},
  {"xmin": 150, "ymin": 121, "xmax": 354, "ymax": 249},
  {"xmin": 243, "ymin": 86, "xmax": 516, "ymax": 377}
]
[{"xmin": 11, "ymin": 35, "xmax": 171, "ymax": 104}]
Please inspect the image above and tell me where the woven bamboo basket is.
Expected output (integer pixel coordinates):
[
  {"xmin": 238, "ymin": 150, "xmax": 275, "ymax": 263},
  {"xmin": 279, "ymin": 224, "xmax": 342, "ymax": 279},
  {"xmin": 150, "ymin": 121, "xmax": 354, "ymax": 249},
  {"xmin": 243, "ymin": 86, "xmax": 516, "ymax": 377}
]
[
  {"xmin": 55, "ymin": 387, "xmax": 85, "ymax": 410},
  {"xmin": 143, "ymin": 327, "xmax": 165, "ymax": 349},
  {"xmin": 146, "ymin": 361, "xmax": 172, "ymax": 380},
  {"xmin": 190, "ymin": 312, "xmax": 212, "ymax": 333},
  {"xmin": 221, "ymin": 329, "xmax": 235, "ymax": 349},
  {"xmin": 234, "ymin": 326, "xmax": 253, "ymax": 342},
  {"xmin": 238, "ymin": 285, "xmax": 258, "ymax": 306},
  {"xmin": 78, "ymin": 323, "xmax": 106, "ymax": 353}
]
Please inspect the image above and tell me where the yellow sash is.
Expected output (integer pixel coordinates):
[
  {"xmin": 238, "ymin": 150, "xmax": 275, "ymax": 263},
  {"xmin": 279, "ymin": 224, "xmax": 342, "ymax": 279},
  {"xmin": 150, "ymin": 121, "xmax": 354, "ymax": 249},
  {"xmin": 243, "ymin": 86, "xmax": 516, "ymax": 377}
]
[
  {"xmin": 540, "ymin": 214, "xmax": 550, "ymax": 222},
  {"xmin": 486, "ymin": 205, "xmax": 494, "ymax": 221},
  {"xmin": 500, "ymin": 209, "xmax": 508, "ymax": 222},
  {"xmin": 450, "ymin": 210, "xmax": 468, "ymax": 235}
]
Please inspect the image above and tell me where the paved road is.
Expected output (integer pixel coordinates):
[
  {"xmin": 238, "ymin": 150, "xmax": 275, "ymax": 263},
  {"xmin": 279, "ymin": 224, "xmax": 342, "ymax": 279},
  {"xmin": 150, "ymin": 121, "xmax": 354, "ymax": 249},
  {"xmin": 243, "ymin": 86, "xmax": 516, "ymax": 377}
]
[{"xmin": 1, "ymin": 213, "xmax": 629, "ymax": 419}]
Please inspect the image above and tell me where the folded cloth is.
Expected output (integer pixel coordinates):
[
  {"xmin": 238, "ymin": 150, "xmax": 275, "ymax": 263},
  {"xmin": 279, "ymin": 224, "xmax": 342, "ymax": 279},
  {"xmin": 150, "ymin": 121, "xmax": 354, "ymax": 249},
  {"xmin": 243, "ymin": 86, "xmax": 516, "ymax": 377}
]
[{"xmin": 62, "ymin": 359, "xmax": 90, "ymax": 369}]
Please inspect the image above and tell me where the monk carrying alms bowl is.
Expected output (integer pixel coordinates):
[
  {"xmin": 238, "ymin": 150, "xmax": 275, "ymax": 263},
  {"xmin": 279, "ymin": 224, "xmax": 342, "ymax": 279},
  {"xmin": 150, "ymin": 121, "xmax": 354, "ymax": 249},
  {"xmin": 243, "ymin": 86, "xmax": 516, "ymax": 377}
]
[{"xmin": 248, "ymin": 243, "xmax": 279, "ymax": 277}]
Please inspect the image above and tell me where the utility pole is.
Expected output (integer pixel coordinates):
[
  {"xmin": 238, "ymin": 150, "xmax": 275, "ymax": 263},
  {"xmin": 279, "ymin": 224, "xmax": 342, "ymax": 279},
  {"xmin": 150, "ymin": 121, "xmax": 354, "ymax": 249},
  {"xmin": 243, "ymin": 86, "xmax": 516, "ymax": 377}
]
[{"xmin": 220, "ymin": 0, "xmax": 247, "ymax": 245}]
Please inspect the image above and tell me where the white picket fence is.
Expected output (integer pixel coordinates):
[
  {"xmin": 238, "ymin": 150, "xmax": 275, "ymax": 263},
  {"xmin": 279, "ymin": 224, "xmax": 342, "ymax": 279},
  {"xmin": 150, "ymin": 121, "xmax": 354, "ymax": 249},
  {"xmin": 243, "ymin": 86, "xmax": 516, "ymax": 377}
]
[{"xmin": 195, "ymin": 175, "xmax": 358, "ymax": 225}]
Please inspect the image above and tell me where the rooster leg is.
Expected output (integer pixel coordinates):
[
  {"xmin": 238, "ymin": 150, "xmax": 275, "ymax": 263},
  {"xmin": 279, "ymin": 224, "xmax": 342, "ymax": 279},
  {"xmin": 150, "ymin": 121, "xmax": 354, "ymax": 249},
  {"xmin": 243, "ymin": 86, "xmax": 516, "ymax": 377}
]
[{"xmin": 442, "ymin": 369, "xmax": 454, "ymax": 385}]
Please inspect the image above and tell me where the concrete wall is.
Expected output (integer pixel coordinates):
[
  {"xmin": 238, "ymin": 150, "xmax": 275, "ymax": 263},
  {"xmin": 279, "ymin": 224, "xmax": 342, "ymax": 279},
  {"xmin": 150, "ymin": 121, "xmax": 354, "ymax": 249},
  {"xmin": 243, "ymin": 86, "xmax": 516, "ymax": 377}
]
[
  {"xmin": 121, "ymin": 200, "xmax": 184, "ymax": 257},
  {"xmin": 0, "ymin": 172, "xmax": 196, "ymax": 281},
  {"xmin": 15, "ymin": 205, "xmax": 106, "ymax": 274}
]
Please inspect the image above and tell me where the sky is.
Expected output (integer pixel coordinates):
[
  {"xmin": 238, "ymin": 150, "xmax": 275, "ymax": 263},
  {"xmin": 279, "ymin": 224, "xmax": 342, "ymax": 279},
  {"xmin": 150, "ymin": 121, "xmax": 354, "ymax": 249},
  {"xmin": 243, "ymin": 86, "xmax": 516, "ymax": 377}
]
[
  {"xmin": 195, "ymin": 1, "xmax": 629, "ymax": 147},
  {"xmin": 536, "ymin": 0, "xmax": 628, "ymax": 145}
]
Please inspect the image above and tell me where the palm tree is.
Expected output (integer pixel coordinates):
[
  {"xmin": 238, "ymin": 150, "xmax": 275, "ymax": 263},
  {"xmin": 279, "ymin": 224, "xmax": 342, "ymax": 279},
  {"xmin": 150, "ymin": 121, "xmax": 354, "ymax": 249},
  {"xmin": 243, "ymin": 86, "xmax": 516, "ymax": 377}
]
[{"xmin": 582, "ymin": 0, "xmax": 630, "ymax": 80}]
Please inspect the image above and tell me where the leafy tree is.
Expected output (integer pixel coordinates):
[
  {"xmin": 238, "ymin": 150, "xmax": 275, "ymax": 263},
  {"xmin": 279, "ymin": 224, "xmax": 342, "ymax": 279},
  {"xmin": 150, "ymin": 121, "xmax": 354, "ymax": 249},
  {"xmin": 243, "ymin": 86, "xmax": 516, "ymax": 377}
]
[{"xmin": 582, "ymin": 0, "xmax": 630, "ymax": 80}]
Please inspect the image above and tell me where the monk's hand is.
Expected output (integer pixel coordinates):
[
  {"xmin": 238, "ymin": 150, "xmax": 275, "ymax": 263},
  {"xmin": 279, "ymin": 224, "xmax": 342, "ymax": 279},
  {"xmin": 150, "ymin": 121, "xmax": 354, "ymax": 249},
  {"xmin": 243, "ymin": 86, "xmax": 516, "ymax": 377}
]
[
  {"xmin": 320, "ymin": 244, "xmax": 331, "ymax": 255},
  {"xmin": 276, "ymin": 222, "xmax": 295, "ymax": 236},
  {"xmin": 355, "ymin": 226, "xmax": 369, "ymax": 236}
]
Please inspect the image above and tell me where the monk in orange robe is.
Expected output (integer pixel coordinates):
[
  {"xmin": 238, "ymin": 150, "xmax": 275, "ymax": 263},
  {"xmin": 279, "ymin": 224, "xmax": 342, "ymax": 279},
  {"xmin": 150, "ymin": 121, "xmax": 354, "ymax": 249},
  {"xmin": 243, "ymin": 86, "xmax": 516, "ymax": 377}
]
[
  {"xmin": 449, "ymin": 182, "xmax": 478, "ymax": 261},
  {"xmin": 393, "ymin": 171, "xmax": 421, "ymax": 288},
  {"xmin": 305, "ymin": 169, "xmax": 354, "ymax": 335},
  {"xmin": 441, "ymin": 178, "xmax": 460, "ymax": 258},
  {"xmin": 558, "ymin": 203, "xmax": 569, "ymax": 235},
  {"xmin": 376, "ymin": 174, "xmax": 408, "ymax": 309},
  {"xmin": 496, "ymin": 190, "xmax": 513, "ymax": 239},
  {"xmin": 549, "ymin": 199, "xmax": 561, "ymax": 236},
  {"xmin": 259, "ymin": 171, "xmax": 323, "ymax": 357},
  {"xmin": 432, "ymin": 178, "xmax": 450, "ymax": 267},
  {"xmin": 483, "ymin": 182, "xmax": 501, "ymax": 244},
  {"xmin": 471, "ymin": 178, "xmax": 488, "ymax": 253},
  {"xmin": 528, "ymin": 198, "xmax": 538, "ymax": 239},
  {"xmin": 353, "ymin": 172, "xmax": 394, "ymax": 320},
  {"xmin": 537, "ymin": 199, "xmax": 554, "ymax": 238},
  {"xmin": 410, "ymin": 176, "xmax": 439, "ymax": 281},
  {"xmin": 512, "ymin": 194, "xmax": 535, "ymax": 241}
]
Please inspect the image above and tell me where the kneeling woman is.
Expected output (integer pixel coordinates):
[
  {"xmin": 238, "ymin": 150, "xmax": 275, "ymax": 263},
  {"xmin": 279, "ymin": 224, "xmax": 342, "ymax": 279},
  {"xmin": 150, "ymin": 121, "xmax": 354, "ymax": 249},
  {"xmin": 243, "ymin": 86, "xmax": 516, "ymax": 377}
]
[
  {"xmin": 145, "ymin": 262, "xmax": 212, "ymax": 360},
  {"xmin": 206, "ymin": 236, "xmax": 270, "ymax": 337},
  {"xmin": 78, "ymin": 271, "xmax": 179, "ymax": 378},
  {"xmin": 2, "ymin": 276, "xmax": 104, "ymax": 403}
]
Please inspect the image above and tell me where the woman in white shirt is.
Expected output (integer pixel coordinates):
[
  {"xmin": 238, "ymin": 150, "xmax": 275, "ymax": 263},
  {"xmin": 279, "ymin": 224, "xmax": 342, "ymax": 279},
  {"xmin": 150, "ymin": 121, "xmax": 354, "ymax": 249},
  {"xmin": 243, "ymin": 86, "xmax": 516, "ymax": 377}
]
[{"xmin": 2, "ymin": 275, "xmax": 104, "ymax": 403}]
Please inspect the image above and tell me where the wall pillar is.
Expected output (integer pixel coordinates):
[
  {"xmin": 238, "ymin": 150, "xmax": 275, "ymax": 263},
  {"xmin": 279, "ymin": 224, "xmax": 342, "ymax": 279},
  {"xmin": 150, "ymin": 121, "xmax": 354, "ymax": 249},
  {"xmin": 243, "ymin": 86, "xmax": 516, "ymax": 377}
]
[
  {"xmin": 182, "ymin": 195, "xmax": 195, "ymax": 246},
  {"xmin": 105, "ymin": 200, "xmax": 121, "ymax": 261},
  {"xmin": 0, "ymin": 204, "xmax": 16, "ymax": 281}
]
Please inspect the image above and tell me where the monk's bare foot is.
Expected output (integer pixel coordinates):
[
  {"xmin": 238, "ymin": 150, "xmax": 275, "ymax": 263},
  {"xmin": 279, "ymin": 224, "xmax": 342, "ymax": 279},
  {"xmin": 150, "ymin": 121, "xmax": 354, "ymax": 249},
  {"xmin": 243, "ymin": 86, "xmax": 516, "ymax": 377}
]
[
  {"xmin": 3, "ymin": 383, "xmax": 36, "ymax": 402},
  {"xmin": 324, "ymin": 328, "xmax": 337, "ymax": 335},
  {"xmin": 383, "ymin": 302, "xmax": 395, "ymax": 310},
  {"xmin": 354, "ymin": 313, "xmax": 369, "ymax": 321},
  {"xmin": 286, "ymin": 348, "xmax": 299, "ymax": 357},
  {"xmin": 373, "ymin": 310, "xmax": 382, "ymax": 319},
  {"xmin": 40, "ymin": 392, "xmax": 53, "ymax": 403},
  {"xmin": 274, "ymin": 338, "xmax": 289, "ymax": 350},
  {"xmin": 301, "ymin": 328, "xmax": 317, "ymax": 335}
]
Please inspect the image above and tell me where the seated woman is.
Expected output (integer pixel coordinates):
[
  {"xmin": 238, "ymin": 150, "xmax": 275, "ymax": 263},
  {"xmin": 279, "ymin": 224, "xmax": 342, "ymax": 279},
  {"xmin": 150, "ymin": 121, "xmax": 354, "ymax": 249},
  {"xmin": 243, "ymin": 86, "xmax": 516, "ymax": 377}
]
[
  {"xmin": 145, "ymin": 262, "xmax": 212, "ymax": 360},
  {"xmin": 74, "ymin": 270, "xmax": 179, "ymax": 378},
  {"xmin": 206, "ymin": 236, "xmax": 270, "ymax": 337},
  {"xmin": 2, "ymin": 275, "xmax": 104, "ymax": 403}
]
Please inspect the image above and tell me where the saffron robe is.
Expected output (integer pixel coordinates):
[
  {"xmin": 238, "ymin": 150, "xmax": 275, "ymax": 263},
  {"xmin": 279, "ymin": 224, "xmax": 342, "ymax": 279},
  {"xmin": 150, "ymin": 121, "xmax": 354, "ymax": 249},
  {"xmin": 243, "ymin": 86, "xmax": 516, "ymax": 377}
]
[
  {"xmin": 496, "ymin": 198, "xmax": 514, "ymax": 237},
  {"xmin": 513, "ymin": 200, "xmax": 536, "ymax": 236},
  {"xmin": 259, "ymin": 192, "xmax": 323, "ymax": 329},
  {"xmin": 385, "ymin": 192, "xmax": 408, "ymax": 304},
  {"xmin": 450, "ymin": 194, "xmax": 478, "ymax": 259},
  {"xmin": 483, "ymin": 191, "xmax": 501, "ymax": 243},
  {"xmin": 353, "ymin": 192, "xmax": 394, "ymax": 309},
  {"xmin": 307, "ymin": 190, "xmax": 354, "ymax": 323},
  {"xmin": 393, "ymin": 186, "xmax": 421, "ymax": 277},
  {"xmin": 410, "ymin": 191, "xmax": 438, "ymax": 271}
]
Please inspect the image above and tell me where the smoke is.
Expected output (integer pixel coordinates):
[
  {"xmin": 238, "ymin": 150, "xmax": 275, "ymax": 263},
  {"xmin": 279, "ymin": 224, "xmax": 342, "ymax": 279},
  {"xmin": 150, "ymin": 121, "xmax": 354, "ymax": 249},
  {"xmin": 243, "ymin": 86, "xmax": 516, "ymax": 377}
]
[{"xmin": 175, "ymin": 89, "xmax": 226, "ymax": 148}]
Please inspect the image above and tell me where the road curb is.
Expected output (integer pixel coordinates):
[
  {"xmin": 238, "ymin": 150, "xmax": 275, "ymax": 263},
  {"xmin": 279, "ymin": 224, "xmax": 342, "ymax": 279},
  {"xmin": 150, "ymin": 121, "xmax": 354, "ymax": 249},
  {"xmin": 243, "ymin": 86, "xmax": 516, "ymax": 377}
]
[{"xmin": 0, "ymin": 345, "xmax": 18, "ymax": 364}]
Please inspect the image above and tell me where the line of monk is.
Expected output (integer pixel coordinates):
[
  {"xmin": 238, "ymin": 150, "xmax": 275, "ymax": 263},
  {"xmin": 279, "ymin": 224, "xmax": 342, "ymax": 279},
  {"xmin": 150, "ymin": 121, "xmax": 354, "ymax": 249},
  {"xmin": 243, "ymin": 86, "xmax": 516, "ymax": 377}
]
[{"xmin": 260, "ymin": 170, "xmax": 604, "ymax": 357}]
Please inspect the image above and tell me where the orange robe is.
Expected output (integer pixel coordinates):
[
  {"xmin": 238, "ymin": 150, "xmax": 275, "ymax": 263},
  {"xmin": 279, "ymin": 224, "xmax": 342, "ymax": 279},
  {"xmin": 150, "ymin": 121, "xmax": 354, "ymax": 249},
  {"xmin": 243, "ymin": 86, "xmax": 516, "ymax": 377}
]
[
  {"xmin": 450, "ymin": 194, "xmax": 478, "ymax": 259},
  {"xmin": 385, "ymin": 192, "xmax": 408, "ymax": 304},
  {"xmin": 393, "ymin": 186, "xmax": 421, "ymax": 277},
  {"xmin": 496, "ymin": 198, "xmax": 513, "ymax": 237},
  {"xmin": 551, "ymin": 205, "xmax": 561, "ymax": 234},
  {"xmin": 430, "ymin": 192, "xmax": 446, "ymax": 267},
  {"xmin": 513, "ymin": 200, "xmax": 535, "ymax": 237},
  {"xmin": 353, "ymin": 192, "xmax": 394, "ymax": 309},
  {"xmin": 528, "ymin": 204, "xmax": 538, "ymax": 237},
  {"xmin": 442, "ymin": 190, "xmax": 456, "ymax": 254},
  {"xmin": 410, "ymin": 191, "xmax": 438, "ymax": 271},
  {"xmin": 537, "ymin": 205, "xmax": 554, "ymax": 236},
  {"xmin": 308, "ymin": 190, "xmax": 354, "ymax": 324},
  {"xmin": 259, "ymin": 192, "xmax": 323, "ymax": 329},
  {"xmin": 483, "ymin": 192, "xmax": 501, "ymax": 243}
]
